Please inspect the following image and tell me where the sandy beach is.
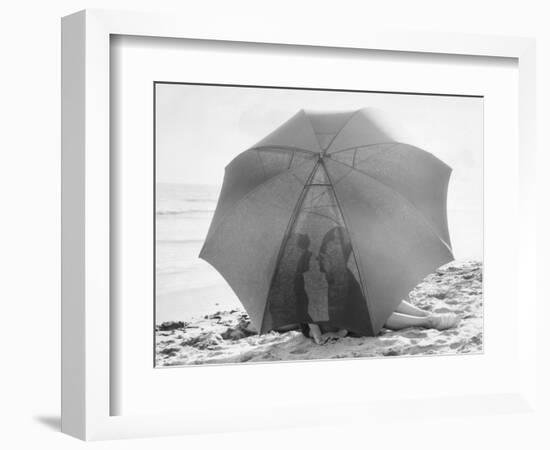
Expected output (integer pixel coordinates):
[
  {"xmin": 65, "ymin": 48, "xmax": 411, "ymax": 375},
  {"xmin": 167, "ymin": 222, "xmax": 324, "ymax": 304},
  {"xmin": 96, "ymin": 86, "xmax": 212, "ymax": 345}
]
[{"xmin": 155, "ymin": 259, "xmax": 482, "ymax": 367}]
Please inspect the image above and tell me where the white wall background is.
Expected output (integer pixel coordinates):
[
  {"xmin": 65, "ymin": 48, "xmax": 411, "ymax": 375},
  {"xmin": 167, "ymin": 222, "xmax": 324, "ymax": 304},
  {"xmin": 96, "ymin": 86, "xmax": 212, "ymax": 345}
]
[{"xmin": 0, "ymin": 1, "xmax": 548, "ymax": 449}]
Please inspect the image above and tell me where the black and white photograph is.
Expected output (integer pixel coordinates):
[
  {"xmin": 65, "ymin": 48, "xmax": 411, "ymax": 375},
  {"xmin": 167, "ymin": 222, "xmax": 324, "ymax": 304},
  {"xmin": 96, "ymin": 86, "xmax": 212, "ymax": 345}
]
[{"xmin": 154, "ymin": 83, "xmax": 483, "ymax": 367}]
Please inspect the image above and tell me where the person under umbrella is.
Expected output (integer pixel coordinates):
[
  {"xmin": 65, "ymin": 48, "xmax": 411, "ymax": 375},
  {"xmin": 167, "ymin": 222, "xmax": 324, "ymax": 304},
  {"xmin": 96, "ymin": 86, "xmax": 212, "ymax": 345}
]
[{"xmin": 301, "ymin": 225, "xmax": 459, "ymax": 344}]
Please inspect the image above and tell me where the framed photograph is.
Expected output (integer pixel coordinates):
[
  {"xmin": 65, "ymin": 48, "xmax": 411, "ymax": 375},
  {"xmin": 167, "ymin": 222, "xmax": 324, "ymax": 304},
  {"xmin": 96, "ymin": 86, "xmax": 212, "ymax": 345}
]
[{"xmin": 61, "ymin": 9, "xmax": 537, "ymax": 440}]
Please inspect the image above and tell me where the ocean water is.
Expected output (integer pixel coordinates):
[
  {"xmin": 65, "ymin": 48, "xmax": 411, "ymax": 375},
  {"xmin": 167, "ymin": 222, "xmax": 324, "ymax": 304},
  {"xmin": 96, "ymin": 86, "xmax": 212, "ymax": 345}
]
[
  {"xmin": 155, "ymin": 182, "xmax": 482, "ymax": 324},
  {"xmin": 155, "ymin": 183, "xmax": 241, "ymax": 324}
]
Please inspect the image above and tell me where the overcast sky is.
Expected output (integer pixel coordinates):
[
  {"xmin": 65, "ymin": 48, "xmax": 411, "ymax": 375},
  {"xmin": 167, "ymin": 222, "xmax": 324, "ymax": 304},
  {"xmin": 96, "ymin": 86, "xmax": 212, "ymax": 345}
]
[
  {"xmin": 155, "ymin": 83, "xmax": 483, "ymax": 259},
  {"xmin": 156, "ymin": 83, "xmax": 482, "ymax": 183}
]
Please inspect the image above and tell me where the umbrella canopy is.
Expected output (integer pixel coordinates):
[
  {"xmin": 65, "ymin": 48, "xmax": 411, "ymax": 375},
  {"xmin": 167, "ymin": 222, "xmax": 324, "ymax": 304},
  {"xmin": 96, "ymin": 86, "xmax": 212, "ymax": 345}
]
[{"xmin": 200, "ymin": 109, "xmax": 454, "ymax": 336}]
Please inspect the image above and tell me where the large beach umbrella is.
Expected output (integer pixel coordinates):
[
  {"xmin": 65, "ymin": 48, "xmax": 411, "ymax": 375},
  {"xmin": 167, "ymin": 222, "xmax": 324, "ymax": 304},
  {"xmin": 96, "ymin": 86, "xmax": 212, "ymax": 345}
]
[{"xmin": 200, "ymin": 109, "xmax": 454, "ymax": 336}]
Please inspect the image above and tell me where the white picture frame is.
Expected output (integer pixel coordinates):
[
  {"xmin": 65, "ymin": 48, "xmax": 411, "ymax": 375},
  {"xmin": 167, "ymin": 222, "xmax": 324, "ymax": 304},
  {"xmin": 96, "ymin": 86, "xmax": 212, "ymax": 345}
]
[{"xmin": 61, "ymin": 9, "xmax": 537, "ymax": 441}]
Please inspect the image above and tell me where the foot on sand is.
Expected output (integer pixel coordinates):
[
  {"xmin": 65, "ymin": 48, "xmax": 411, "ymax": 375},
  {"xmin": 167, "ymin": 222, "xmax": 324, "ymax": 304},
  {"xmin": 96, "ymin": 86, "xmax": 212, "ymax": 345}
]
[
  {"xmin": 428, "ymin": 313, "xmax": 460, "ymax": 331},
  {"xmin": 336, "ymin": 329, "xmax": 348, "ymax": 337}
]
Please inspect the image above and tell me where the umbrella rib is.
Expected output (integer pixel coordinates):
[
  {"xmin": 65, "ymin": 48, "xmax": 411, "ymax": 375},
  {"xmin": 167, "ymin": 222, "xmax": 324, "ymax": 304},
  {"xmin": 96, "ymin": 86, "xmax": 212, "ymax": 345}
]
[
  {"xmin": 323, "ymin": 109, "xmax": 362, "ymax": 153},
  {"xmin": 287, "ymin": 150, "xmax": 295, "ymax": 169},
  {"xmin": 303, "ymin": 188, "xmax": 331, "ymax": 205},
  {"xmin": 345, "ymin": 144, "xmax": 398, "ymax": 168},
  {"xmin": 248, "ymin": 145, "xmax": 317, "ymax": 154},
  {"xmin": 327, "ymin": 158, "xmax": 453, "ymax": 254},
  {"xmin": 254, "ymin": 149, "xmax": 267, "ymax": 179},
  {"xmin": 328, "ymin": 141, "xmax": 398, "ymax": 155},
  {"xmin": 299, "ymin": 210, "xmax": 342, "ymax": 227},
  {"xmin": 319, "ymin": 159, "xmax": 376, "ymax": 334},
  {"xmin": 259, "ymin": 161, "xmax": 320, "ymax": 333},
  {"xmin": 206, "ymin": 156, "xmax": 315, "ymax": 240}
]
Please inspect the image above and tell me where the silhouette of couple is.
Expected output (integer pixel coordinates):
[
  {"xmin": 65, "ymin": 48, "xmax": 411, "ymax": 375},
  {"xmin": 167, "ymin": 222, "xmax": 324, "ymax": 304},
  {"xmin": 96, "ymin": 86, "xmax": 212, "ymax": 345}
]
[
  {"xmin": 293, "ymin": 226, "xmax": 369, "ymax": 334},
  {"xmin": 270, "ymin": 225, "xmax": 460, "ymax": 340}
]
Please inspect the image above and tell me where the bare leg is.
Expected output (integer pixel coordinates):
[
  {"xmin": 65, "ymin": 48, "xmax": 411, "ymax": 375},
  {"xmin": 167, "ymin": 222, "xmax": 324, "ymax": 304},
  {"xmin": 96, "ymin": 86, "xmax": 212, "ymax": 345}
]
[
  {"xmin": 385, "ymin": 311, "xmax": 460, "ymax": 331},
  {"xmin": 385, "ymin": 312, "xmax": 431, "ymax": 330},
  {"xmin": 323, "ymin": 329, "xmax": 348, "ymax": 340},
  {"xmin": 394, "ymin": 300, "xmax": 429, "ymax": 317},
  {"xmin": 307, "ymin": 323, "xmax": 326, "ymax": 344}
]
